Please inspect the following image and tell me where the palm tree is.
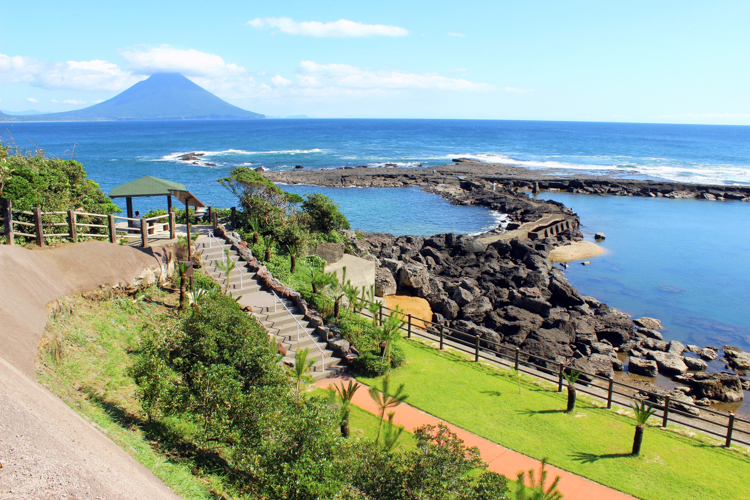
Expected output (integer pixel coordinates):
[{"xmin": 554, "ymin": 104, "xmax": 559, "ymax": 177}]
[
  {"xmin": 285, "ymin": 347, "xmax": 315, "ymax": 403},
  {"xmin": 328, "ymin": 380, "xmax": 361, "ymax": 437},
  {"xmin": 214, "ymin": 249, "xmax": 236, "ymax": 295},
  {"xmin": 378, "ymin": 306, "xmax": 406, "ymax": 364},
  {"xmin": 368, "ymin": 374, "xmax": 408, "ymax": 441},
  {"xmin": 380, "ymin": 411, "xmax": 405, "ymax": 451},
  {"xmin": 248, "ymin": 218, "xmax": 261, "ymax": 245},
  {"xmin": 631, "ymin": 400, "xmax": 657, "ymax": 456},
  {"xmin": 262, "ymin": 235, "xmax": 274, "ymax": 262},
  {"xmin": 365, "ymin": 285, "xmax": 381, "ymax": 326},
  {"xmin": 344, "ymin": 281, "xmax": 360, "ymax": 314},
  {"xmin": 176, "ymin": 261, "xmax": 190, "ymax": 311},
  {"xmin": 514, "ymin": 457, "xmax": 562, "ymax": 500},
  {"xmin": 563, "ymin": 370, "xmax": 581, "ymax": 413},
  {"xmin": 286, "ymin": 244, "xmax": 298, "ymax": 274},
  {"xmin": 332, "ymin": 267, "xmax": 348, "ymax": 318}
]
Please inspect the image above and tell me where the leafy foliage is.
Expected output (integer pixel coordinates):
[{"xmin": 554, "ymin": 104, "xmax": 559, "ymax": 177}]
[{"xmin": 301, "ymin": 193, "xmax": 351, "ymax": 233}]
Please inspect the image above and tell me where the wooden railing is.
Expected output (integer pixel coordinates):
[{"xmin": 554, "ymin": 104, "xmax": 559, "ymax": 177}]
[
  {"xmin": 2, "ymin": 200, "xmax": 175, "ymax": 248},
  {"xmin": 362, "ymin": 303, "xmax": 750, "ymax": 449}
]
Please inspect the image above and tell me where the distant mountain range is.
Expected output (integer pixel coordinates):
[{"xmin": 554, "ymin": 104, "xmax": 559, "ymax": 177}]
[
  {"xmin": 1, "ymin": 109, "xmax": 45, "ymax": 116},
  {"xmin": 1, "ymin": 73, "xmax": 264, "ymax": 122}
]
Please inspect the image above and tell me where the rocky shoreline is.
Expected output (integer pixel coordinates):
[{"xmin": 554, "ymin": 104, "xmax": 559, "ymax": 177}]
[
  {"xmin": 264, "ymin": 162, "xmax": 750, "ymax": 413},
  {"xmin": 264, "ymin": 159, "xmax": 750, "ymax": 202}
]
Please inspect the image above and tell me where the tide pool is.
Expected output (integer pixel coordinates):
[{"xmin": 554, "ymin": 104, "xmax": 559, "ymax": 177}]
[
  {"xmin": 534, "ymin": 192, "xmax": 750, "ymax": 351},
  {"xmin": 283, "ymin": 185, "xmax": 502, "ymax": 236}
]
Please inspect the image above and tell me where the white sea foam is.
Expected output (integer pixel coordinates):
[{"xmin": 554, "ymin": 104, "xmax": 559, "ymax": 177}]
[{"xmin": 449, "ymin": 153, "xmax": 750, "ymax": 186}]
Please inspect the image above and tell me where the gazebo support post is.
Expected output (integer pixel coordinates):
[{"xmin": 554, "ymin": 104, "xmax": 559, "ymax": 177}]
[
  {"xmin": 167, "ymin": 194, "xmax": 172, "ymax": 214},
  {"xmin": 126, "ymin": 197, "xmax": 134, "ymax": 228},
  {"xmin": 185, "ymin": 196, "xmax": 192, "ymax": 262}
]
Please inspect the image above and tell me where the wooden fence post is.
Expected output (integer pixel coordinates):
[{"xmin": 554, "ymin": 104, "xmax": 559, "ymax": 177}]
[
  {"xmin": 607, "ymin": 377, "xmax": 614, "ymax": 409},
  {"xmin": 4, "ymin": 199, "xmax": 13, "ymax": 245},
  {"xmin": 475, "ymin": 336, "xmax": 480, "ymax": 362},
  {"xmin": 662, "ymin": 396, "xmax": 670, "ymax": 428},
  {"xmin": 439, "ymin": 325, "xmax": 444, "ymax": 350},
  {"xmin": 726, "ymin": 413, "xmax": 736, "ymax": 447},
  {"xmin": 557, "ymin": 364, "xmax": 564, "ymax": 392},
  {"xmin": 514, "ymin": 348, "xmax": 520, "ymax": 371},
  {"xmin": 211, "ymin": 211, "xmax": 217, "ymax": 231},
  {"xmin": 407, "ymin": 314, "xmax": 412, "ymax": 339},
  {"xmin": 169, "ymin": 211, "xmax": 176, "ymax": 239},
  {"xmin": 108, "ymin": 214, "xmax": 116, "ymax": 244},
  {"xmin": 140, "ymin": 222, "xmax": 149, "ymax": 248},
  {"xmin": 207, "ymin": 206, "xmax": 212, "ymax": 223},
  {"xmin": 34, "ymin": 206, "xmax": 44, "ymax": 247},
  {"xmin": 68, "ymin": 210, "xmax": 77, "ymax": 242}
]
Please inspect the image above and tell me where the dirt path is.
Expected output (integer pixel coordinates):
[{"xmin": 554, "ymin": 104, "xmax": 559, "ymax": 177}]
[
  {"xmin": 0, "ymin": 242, "xmax": 180, "ymax": 499},
  {"xmin": 317, "ymin": 375, "xmax": 636, "ymax": 500}
]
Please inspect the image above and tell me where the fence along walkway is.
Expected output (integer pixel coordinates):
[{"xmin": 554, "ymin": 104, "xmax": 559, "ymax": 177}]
[
  {"xmin": 195, "ymin": 234, "xmax": 346, "ymax": 381},
  {"xmin": 364, "ymin": 304, "xmax": 750, "ymax": 450},
  {"xmin": 2, "ymin": 200, "xmax": 176, "ymax": 248},
  {"xmin": 316, "ymin": 375, "xmax": 636, "ymax": 500}
]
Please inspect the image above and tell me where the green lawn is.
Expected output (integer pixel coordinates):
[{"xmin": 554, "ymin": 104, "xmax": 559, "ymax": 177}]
[{"xmin": 357, "ymin": 339, "xmax": 750, "ymax": 500}]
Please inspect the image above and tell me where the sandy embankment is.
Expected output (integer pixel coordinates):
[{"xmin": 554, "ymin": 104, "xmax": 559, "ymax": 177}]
[
  {"xmin": 0, "ymin": 242, "xmax": 180, "ymax": 500},
  {"xmin": 549, "ymin": 240, "xmax": 605, "ymax": 263},
  {"xmin": 384, "ymin": 295, "xmax": 433, "ymax": 329}
]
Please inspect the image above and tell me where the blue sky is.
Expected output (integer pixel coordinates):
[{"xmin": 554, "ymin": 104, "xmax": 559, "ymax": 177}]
[{"xmin": 1, "ymin": 0, "xmax": 749, "ymax": 123}]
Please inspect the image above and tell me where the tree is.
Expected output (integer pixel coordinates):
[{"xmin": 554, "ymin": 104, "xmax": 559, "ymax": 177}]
[
  {"xmin": 218, "ymin": 166, "xmax": 300, "ymax": 229},
  {"xmin": 262, "ymin": 235, "xmax": 274, "ymax": 262},
  {"xmin": 368, "ymin": 374, "xmax": 408, "ymax": 441},
  {"xmin": 514, "ymin": 458, "xmax": 562, "ymax": 500},
  {"xmin": 286, "ymin": 347, "xmax": 315, "ymax": 403},
  {"xmin": 365, "ymin": 286, "xmax": 381, "ymax": 326},
  {"xmin": 631, "ymin": 400, "xmax": 657, "ymax": 456},
  {"xmin": 563, "ymin": 370, "xmax": 581, "ymax": 413},
  {"xmin": 332, "ymin": 267, "xmax": 348, "ymax": 318},
  {"xmin": 378, "ymin": 306, "xmax": 406, "ymax": 365},
  {"xmin": 249, "ymin": 218, "xmax": 261, "ymax": 244},
  {"xmin": 301, "ymin": 193, "xmax": 350, "ymax": 233},
  {"xmin": 328, "ymin": 380, "xmax": 361, "ymax": 437},
  {"xmin": 286, "ymin": 244, "xmax": 298, "ymax": 274},
  {"xmin": 176, "ymin": 261, "xmax": 190, "ymax": 311},
  {"xmin": 214, "ymin": 249, "xmax": 237, "ymax": 295}
]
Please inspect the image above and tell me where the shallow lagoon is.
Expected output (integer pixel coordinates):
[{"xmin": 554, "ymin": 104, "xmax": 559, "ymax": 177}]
[{"xmin": 535, "ymin": 192, "xmax": 750, "ymax": 352}]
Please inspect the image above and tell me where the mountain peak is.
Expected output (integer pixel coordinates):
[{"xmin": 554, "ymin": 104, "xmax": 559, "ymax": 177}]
[{"xmin": 1, "ymin": 73, "xmax": 264, "ymax": 122}]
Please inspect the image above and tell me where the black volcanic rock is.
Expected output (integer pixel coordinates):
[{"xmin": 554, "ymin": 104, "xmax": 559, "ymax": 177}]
[{"xmin": 2, "ymin": 73, "xmax": 264, "ymax": 122}]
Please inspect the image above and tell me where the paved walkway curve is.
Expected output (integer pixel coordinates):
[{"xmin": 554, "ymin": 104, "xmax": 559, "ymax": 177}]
[{"xmin": 317, "ymin": 375, "xmax": 637, "ymax": 500}]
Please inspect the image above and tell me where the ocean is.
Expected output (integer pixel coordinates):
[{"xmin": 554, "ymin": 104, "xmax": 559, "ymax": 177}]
[{"xmin": 4, "ymin": 118, "xmax": 749, "ymax": 354}]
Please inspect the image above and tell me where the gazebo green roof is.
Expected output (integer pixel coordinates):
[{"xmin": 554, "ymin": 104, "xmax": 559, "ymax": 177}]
[{"xmin": 109, "ymin": 176, "xmax": 186, "ymax": 198}]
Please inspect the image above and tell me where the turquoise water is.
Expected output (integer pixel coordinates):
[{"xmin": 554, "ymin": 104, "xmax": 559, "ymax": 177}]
[
  {"xmin": 535, "ymin": 192, "xmax": 750, "ymax": 351},
  {"xmin": 283, "ymin": 185, "xmax": 502, "ymax": 236}
]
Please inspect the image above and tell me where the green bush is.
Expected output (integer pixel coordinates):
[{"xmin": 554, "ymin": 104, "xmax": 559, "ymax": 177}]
[
  {"xmin": 173, "ymin": 270, "xmax": 220, "ymax": 293},
  {"xmin": 390, "ymin": 343, "xmax": 406, "ymax": 368},
  {"xmin": 354, "ymin": 351, "xmax": 390, "ymax": 377},
  {"xmin": 302, "ymin": 193, "xmax": 350, "ymax": 233}
]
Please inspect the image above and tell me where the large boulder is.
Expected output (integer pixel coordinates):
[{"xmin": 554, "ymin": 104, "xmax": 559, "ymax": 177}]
[
  {"xmin": 375, "ymin": 268, "xmax": 397, "ymax": 296},
  {"xmin": 461, "ymin": 296, "xmax": 493, "ymax": 323},
  {"xmin": 434, "ymin": 295, "xmax": 460, "ymax": 320},
  {"xmin": 452, "ymin": 286, "xmax": 474, "ymax": 306},
  {"xmin": 687, "ymin": 372, "xmax": 744, "ymax": 402},
  {"xmin": 646, "ymin": 351, "xmax": 689, "ymax": 375},
  {"xmin": 633, "ymin": 317, "xmax": 663, "ymax": 330},
  {"xmin": 397, "ymin": 264, "xmax": 429, "ymax": 289},
  {"xmin": 457, "ymin": 235, "xmax": 487, "ymax": 255},
  {"xmin": 667, "ymin": 340, "xmax": 686, "ymax": 356},
  {"xmin": 571, "ymin": 353, "xmax": 614, "ymax": 379},
  {"xmin": 522, "ymin": 328, "xmax": 574, "ymax": 364},
  {"xmin": 548, "ymin": 277, "xmax": 585, "ymax": 306},
  {"xmin": 724, "ymin": 349, "xmax": 750, "ymax": 374},
  {"xmin": 683, "ymin": 356, "xmax": 708, "ymax": 371},
  {"xmin": 596, "ymin": 329, "xmax": 631, "ymax": 348},
  {"xmin": 628, "ymin": 357, "xmax": 658, "ymax": 377}
]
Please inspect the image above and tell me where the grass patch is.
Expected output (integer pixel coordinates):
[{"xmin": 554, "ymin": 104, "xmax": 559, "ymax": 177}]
[{"xmin": 356, "ymin": 339, "xmax": 750, "ymax": 500}]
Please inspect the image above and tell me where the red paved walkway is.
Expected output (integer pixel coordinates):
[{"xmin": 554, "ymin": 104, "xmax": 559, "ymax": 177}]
[{"xmin": 317, "ymin": 375, "xmax": 636, "ymax": 500}]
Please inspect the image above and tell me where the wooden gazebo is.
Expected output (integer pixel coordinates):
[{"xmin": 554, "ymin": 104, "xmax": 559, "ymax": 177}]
[{"xmin": 109, "ymin": 176, "xmax": 186, "ymax": 224}]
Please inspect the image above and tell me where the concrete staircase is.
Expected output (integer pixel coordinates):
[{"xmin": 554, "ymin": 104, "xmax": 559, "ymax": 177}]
[{"xmin": 196, "ymin": 235, "xmax": 345, "ymax": 380}]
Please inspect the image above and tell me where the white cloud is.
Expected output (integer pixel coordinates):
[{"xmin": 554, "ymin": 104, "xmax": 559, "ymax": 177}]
[
  {"xmin": 121, "ymin": 46, "xmax": 246, "ymax": 78},
  {"xmin": 0, "ymin": 53, "xmax": 140, "ymax": 91},
  {"xmin": 27, "ymin": 97, "xmax": 38, "ymax": 103},
  {"xmin": 501, "ymin": 87, "xmax": 533, "ymax": 94},
  {"xmin": 63, "ymin": 99, "xmax": 86, "ymax": 105},
  {"xmin": 50, "ymin": 99, "xmax": 58, "ymax": 103},
  {"xmin": 654, "ymin": 112, "xmax": 750, "ymax": 120},
  {"xmin": 248, "ymin": 17, "xmax": 408, "ymax": 37},
  {"xmin": 294, "ymin": 61, "xmax": 495, "ymax": 92},
  {"xmin": 272, "ymin": 75, "xmax": 292, "ymax": 87},
  {"xmin": 447, "ymin": 32, "xmax": 466, "ymax": 37}
]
